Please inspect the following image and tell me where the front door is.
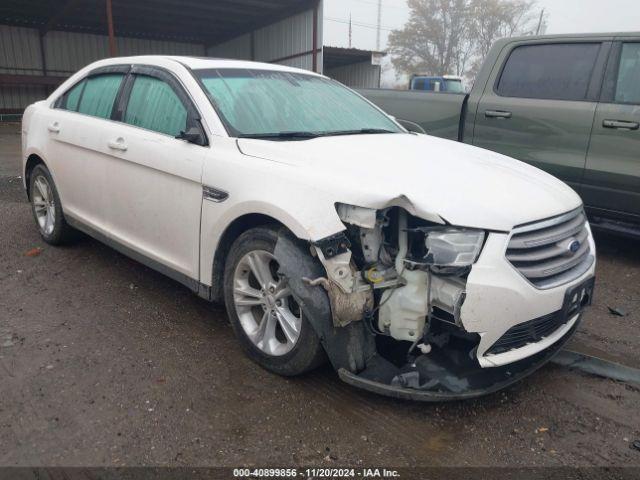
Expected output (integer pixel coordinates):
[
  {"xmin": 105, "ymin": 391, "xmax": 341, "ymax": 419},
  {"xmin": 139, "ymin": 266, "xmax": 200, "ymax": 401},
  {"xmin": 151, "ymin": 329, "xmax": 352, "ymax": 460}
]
[
  {"xmin": 473, "ymin": 41, "xmax": 610, "ymax": 193},
  {"xmin": 584, "ymin": 41, "xmax": 640, "ymax": 221},
  {"xmin": 100, "ymin": 67, "xmax": 207, "ymax": 281}
]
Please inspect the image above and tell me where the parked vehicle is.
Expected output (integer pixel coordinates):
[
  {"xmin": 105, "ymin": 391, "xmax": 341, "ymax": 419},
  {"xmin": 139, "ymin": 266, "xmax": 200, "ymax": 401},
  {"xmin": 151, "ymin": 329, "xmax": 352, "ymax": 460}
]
[
  {"xmin": 410, "ymin": 75, "xmax": 465, "ymax": 93},
  {"xmin": 359, "ymin": 33, "xmax": 640, "ymax": 238},
  {"xmin": 22, "ymin": 56, "xmax": 595, "ymax": 401}
]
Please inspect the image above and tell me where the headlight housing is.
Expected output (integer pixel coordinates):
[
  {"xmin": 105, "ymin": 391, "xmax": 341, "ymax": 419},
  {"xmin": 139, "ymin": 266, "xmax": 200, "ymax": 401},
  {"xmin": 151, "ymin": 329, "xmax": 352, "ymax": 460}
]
[{"xmin": 424, "ymin": 229, "xmax": 485, "ymax": 267}]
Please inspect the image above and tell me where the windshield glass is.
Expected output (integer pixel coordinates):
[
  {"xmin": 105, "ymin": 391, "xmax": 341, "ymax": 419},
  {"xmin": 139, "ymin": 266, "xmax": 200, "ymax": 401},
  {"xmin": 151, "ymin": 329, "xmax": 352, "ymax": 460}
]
[{"xmin": 195, "ymin": 68, "xmax": 403, "ymax": 138}]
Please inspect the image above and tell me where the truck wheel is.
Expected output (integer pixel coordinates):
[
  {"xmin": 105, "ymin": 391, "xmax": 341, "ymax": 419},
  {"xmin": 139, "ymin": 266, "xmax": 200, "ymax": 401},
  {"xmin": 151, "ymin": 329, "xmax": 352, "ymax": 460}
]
[
  {"xmin": 29, "ymin": 164, "xmax": 76, "ymax": 245},
  {"xmin": 223, "ymin": 227, "xmax": 325, "ymax": 376}
]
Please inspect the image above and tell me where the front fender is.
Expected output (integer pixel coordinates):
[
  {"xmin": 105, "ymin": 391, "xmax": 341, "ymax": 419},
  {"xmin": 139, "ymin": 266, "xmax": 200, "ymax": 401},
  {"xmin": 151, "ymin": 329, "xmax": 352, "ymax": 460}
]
[{"xmin": 198, "ymin": 198, "xmax": 346, "ymax": 287}]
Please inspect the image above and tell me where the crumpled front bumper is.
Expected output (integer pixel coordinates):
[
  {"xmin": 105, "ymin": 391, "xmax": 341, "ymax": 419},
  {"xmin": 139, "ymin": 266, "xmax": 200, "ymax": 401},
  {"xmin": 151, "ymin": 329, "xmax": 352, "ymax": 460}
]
[{"xmin": 338, "ymin": 317, "xmax": 581, "ymax": 402}]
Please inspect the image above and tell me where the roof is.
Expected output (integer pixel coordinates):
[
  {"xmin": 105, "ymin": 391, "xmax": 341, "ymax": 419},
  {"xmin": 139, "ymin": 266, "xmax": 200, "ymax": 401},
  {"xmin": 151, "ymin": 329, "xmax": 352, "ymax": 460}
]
[
  {"xmin": 169, "ymin": 56, "xmax": 323, "ymax": 74},
  {"xmin": 88, "ymin": 55, "xmax": 323, "ymax": 75},
  {"xmin": 495, "ymin": 31, "xmax": 640, "ymax": 45},
  {"xmin": 323, "ymin": 46, "xmax": 386, "ymax": 69},
  {"xmin": 0, "ymin": 0, "xmax": 316, "ymax": 45}
]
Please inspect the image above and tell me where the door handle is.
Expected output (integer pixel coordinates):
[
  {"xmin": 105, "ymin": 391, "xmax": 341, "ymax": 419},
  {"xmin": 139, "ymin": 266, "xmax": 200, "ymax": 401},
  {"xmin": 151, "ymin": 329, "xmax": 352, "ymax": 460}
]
[
  {"xmin": 485, "ymin": 110, "xmax": 512, "ymax": 119},
  {"xmin": 47, "ymin": 122, "xmax": 60, "ymax": 133},
  {"xmin": 603, "ymin": 119, "xmax": 639, "ymax": 130},
  {"xmin": 107, "ymin": 138, "xmax": 128, "ymax": 151}
]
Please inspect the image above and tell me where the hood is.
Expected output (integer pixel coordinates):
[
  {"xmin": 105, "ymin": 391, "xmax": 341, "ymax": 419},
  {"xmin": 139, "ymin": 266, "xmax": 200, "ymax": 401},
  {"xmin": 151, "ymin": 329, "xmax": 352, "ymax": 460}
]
[{"xmin": 237, "ymin": 133, "xmax": 582, "ymax": 232}]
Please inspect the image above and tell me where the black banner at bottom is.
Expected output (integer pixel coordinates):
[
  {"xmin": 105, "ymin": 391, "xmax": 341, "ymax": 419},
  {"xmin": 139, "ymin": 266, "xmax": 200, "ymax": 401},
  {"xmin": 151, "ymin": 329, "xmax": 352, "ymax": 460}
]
[{"xmin": 0, "ymin": 467, "xmax": 638, "ymax": 480}]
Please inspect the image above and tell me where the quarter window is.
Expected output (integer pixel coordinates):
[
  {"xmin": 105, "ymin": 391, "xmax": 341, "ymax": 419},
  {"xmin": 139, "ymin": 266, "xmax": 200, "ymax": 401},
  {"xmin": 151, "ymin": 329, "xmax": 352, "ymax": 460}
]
[
  {"xmin": 497, "ymin": 43, "xmax": 601, "ymax": 101},
  {"xmin": 124, "ymin": 75, "xmax": 187, "ymax": 137},
  {"xmin": 61, "ymin": 80, "xmax": 85, "ymax": 111},
  {"xmin": 615, "ymin": 43, "xmax": 640, "ymax": 104}
]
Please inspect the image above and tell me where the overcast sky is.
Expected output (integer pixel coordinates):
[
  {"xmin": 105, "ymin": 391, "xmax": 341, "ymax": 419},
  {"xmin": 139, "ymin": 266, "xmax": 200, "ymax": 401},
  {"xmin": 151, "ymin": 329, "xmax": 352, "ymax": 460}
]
[{"xmin": 324, "ymin": 0, "xmax": 640, "ymax": 51}]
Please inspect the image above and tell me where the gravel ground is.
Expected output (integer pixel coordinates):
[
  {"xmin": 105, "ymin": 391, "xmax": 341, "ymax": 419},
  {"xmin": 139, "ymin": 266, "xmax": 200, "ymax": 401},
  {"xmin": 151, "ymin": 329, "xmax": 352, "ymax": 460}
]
[{"xmin": 1, "ymin": 124, "xmax": 639, "ymax": 468}]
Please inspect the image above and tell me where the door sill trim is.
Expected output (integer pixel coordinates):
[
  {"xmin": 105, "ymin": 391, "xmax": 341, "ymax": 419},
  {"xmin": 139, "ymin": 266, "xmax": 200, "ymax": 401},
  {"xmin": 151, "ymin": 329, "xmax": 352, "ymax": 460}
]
[{"xmin": 65, "ymin": 214, "xmax": 213, "ymax": 301}]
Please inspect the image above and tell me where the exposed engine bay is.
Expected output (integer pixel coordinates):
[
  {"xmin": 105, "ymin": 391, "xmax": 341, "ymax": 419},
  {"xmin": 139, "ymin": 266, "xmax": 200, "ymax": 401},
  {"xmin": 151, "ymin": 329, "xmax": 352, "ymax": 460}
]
[
  {"xmin": 274, "ymin": 204, "xmax": 579, "ymax": 401},
  {"xmin": 316, "ymin": 204, "xmax": 477, "ymax": 346}
]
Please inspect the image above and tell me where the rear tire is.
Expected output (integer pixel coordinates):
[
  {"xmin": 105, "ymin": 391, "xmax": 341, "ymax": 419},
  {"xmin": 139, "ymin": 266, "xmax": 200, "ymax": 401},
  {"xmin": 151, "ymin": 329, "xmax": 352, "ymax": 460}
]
[
  {"xmin": 223, "ymin": 227, "xmax": 325, "ymax": 376},
  {"xmin": 28, "ymin": 164, "xmax": 76, "ymax": 245}
]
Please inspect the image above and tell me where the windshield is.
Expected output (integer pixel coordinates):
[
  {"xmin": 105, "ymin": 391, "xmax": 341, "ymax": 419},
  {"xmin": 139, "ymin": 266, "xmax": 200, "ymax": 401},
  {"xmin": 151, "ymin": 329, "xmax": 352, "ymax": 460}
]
[{"xmin": 195, "ymin": 68, "xmax": 403, "ymax": 138}]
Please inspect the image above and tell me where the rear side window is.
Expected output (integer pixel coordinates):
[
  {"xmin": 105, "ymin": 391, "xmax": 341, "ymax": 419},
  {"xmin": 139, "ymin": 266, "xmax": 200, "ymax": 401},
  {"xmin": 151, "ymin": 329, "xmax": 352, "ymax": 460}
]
[
  {"xmin": 497, "ymin": 43, "xmax": 601, "ymax": 101},
  {"xmin": 412, "ymin": 78, "xmax": 426, "ymax": 90},
  {"xmin": 76, "ymin": 74, "xmax": 124, "ymax": 119},
  {"xmin": 615, "ymin": 43, "xmax": 640, "ymax": 104},
  {"xmin": 124, "ymin": 75, "xmax": 187, "ymax": 137}
]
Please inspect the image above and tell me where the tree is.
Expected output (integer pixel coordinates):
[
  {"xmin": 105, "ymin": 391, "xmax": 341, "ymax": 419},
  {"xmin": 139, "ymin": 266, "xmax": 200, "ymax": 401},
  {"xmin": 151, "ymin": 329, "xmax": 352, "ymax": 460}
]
[
  {"xmin": 466, "ymin": 0, "xmax": 541, "ymax": 78},
  {"xmin": 388, "ymin": 0, "xmax": 540, "ymax": 81}
]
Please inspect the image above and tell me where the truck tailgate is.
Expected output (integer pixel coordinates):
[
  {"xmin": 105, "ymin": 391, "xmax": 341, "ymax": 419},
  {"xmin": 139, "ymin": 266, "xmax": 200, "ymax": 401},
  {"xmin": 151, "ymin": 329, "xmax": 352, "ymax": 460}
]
[{"xmin": 357, "ymin": 88, "xmax": 467, "ymax": 141}]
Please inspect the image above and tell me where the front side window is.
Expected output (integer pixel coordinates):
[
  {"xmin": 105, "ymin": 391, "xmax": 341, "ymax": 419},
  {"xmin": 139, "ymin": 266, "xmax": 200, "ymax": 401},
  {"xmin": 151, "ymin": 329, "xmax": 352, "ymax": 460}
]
[
  {"xmin": 497, "ymin": 43, "xmax": 601, "ymax": 101},
  {"xmin": 196, "ymin": 69, "xmax": 402, "ymax": 138},
  {"xmin": 615, "ymin": 43, "xmax": 640, "ymax": 104},
  {"xmin": 124, "ymin": 75, "xmax": 187, "ymax": 137}
]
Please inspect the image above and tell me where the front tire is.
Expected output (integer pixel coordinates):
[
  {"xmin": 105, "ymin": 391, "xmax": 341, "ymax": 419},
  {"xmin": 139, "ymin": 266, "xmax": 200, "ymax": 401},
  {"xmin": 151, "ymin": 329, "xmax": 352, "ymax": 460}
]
[
  {"xmin": 223, "ymin": 227, "xmax": 325, "ymax": 376},
  {"xmin": 29, "ymin": 164, "xmax": 76, "ymax": 245}
]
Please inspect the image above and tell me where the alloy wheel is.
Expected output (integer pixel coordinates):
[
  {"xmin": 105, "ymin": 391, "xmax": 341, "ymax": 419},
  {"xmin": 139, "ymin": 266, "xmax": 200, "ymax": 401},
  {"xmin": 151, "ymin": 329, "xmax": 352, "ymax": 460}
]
[
  {"xmin": 32, "ymin": 174, "xmax": 56, "ymax": 235},
  {"xmin": 232, "ymin": 250, "xmax": 302, "ymax": 356}
]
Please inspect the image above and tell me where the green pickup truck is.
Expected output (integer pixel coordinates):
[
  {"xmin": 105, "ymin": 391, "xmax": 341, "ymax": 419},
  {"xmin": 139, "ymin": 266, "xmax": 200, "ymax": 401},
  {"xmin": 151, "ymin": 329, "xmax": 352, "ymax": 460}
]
[{"xmin": 358, "ymin": 32, "xmax": 640, "ymax": 237}]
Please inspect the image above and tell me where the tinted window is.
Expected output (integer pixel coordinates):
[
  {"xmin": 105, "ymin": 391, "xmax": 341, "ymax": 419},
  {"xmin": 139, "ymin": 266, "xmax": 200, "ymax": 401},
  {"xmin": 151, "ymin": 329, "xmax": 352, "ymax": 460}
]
[
  {"xmin": 77, "ymin": 74, "xmax": 123, "ymax": 119},
  {"xmin": 60, "ymin": 80, "xmax": 86, "ymax": 111},
  {"xmin": 615, "ymin": 43, "xmax": 640, "ymax": 104},
  {"xmin": 412, "ymin": 78, "xmax": 426, "ymax": 90},
  {"xmin": 497, "ymin": 43, "xmax": 601, "ymax": 101},
  {"xmin": 124, "ymin": 75, "xmax": 187, "ymax": 137}
]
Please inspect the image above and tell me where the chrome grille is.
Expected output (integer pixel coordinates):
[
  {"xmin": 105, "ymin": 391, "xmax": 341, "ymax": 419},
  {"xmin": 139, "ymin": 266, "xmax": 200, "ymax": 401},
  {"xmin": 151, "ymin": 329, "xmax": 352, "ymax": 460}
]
[{"xmin": 506, "ymin": 209, "xmax": 594, "ymax": 289}]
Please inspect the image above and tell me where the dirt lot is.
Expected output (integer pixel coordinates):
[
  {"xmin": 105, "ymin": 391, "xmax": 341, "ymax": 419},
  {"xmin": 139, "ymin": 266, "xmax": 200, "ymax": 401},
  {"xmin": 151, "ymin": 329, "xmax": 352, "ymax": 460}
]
[{"xmin": 1, "ymin": 123, "xmax": 639, "ymax": 468}]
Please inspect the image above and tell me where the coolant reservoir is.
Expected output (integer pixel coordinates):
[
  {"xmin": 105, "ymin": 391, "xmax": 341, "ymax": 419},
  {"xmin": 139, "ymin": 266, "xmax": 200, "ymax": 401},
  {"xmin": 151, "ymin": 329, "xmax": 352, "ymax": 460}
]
[{"xmin": 378, "ymin": 269, "xmax": 429, "ymax": 341}]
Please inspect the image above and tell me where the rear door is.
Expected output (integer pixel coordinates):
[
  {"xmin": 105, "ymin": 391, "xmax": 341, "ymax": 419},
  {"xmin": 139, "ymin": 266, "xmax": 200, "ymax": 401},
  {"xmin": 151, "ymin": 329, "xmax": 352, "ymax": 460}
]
[
  {"xmin": 47, "ymin": 67, "xmax": 127, "ymax": 230},
  {"xmin": 583, "ymin": 40, "xmax": 640, "ymax": 221},
  {"xmin": 472, "ymin": 40, "xmax": 611, "ymax": 192},
  {"xmin": 99, "ymin": 65, "xmax": 207, "ymax": 281}
]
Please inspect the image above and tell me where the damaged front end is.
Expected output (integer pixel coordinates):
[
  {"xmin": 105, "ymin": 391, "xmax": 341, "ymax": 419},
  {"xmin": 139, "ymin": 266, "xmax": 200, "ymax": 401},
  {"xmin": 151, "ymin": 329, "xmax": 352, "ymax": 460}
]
[{"xmin": 274, "ymin": 204, "xmax": 578, "ymax": 401}]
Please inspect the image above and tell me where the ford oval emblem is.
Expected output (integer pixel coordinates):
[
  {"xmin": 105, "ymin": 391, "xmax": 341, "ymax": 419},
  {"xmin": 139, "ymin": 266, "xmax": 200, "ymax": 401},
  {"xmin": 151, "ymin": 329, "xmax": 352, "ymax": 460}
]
[{"xmin": 569, "ymin": 240, "xmax": 581, "ymax": 253}]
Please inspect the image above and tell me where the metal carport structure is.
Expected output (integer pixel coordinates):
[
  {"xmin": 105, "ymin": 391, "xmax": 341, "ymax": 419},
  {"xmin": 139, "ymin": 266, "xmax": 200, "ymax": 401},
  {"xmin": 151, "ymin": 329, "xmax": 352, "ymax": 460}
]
[{"xmin": 0, "ymin": 0, "xmax": 323, "ymax": 115}]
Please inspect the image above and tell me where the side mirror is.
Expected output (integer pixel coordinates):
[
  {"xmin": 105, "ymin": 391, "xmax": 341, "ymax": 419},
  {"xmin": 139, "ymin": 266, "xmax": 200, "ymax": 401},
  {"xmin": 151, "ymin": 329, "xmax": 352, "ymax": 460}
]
[{"xmin": 176, "ymin": 125, "xmax": 207, "ymax": 146}]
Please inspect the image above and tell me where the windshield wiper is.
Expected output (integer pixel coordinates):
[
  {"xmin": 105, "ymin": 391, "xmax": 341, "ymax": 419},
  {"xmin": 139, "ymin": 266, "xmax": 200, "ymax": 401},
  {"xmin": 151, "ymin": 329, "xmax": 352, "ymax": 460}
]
[
  {"xmin": 237, "ymin": 131, "xmax": 320, "ymax": 140},
  {"xmin": 319, "ymin": 128, "xmax": 398, "ymax": 137},
  {"xmin": 237, "ymin": 128, "xmax": 398, "ymax": 140}
]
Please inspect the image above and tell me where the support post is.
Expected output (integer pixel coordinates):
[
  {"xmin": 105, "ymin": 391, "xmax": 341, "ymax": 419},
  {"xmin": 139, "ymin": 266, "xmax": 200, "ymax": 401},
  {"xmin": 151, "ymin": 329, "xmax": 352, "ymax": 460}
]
[
  {"xmin": 312, "ymin": 1, "xmax": 319, "ymax": 73},
  {"xmin": 106, "ymin": 0, "xmax": 117, "ymax": 57},
  {"xmin": 38, "ymin": 32, "xmax": 48, "ymax": 77}
]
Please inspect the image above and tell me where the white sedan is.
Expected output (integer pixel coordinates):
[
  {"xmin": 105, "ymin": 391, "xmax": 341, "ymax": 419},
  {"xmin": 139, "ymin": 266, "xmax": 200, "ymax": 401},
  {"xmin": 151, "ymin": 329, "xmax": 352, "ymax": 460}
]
[{"xmin": 21, "ymin": 56, "xmax": 596, "ymax": 400}]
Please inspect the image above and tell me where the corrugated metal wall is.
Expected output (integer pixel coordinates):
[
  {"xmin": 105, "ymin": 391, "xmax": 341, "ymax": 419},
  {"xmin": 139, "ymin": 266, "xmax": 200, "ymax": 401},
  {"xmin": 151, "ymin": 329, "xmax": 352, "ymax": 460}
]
[
  {"xmin": 1, "ymin": 2, "xmax": 324, "ymax": 113},
  {"xmin": 206, "ymin": 2, "xmax": 323, "ymax": 73},
  {"xmin": 325, "ymin": 61, "xmax": 381, "ymax": 88},
  {"xmin": 208, "ymin": 34, "xmax": 253, "ymax": 61},
  {"xmin": 0, "ymin": 24, "xmax": 204, "ymax": 112}
]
